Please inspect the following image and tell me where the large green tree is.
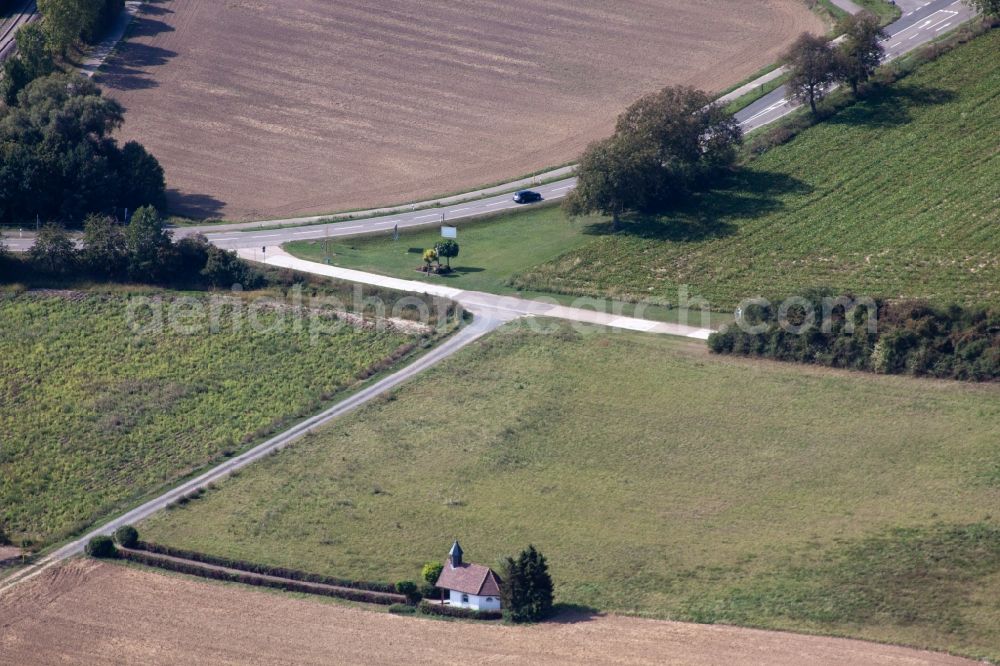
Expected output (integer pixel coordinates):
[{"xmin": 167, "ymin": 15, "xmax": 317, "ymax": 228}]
[
  {"xmin": 785, "ymin": 32, "xmax": 839, "ymax": 115},
  {"xmin": 1, "ymin": 24, "xmax": 56, "ymax": 105},
  {"xmin": 124, "ymin": 206, "xmax": 173, "ymax": 282},
  {"xmin": 500, "ymin": 545, "xmax": 554, "ymax": 623},
  {"xmin": 837, "ymin": 12, "xmax": 888, "ymax": 96},
  {"xmin": 0, "ymin": 73, "xmax": 165, "ymax": 226},
  {"xmin": 80, "ymin": 214, "xmax": 127, "ymax": 278},
  {"xmin": 565, "ymin": 135, "xmax": 655, "ymax": 231},
  {"xmin": 564, "ymin": 85, "xmax": 741, "ymax": 228},
  {"xmin": 29, "ymin": 223, "xmax": 77, "ymax": 275},
  {"xmin": 37, "ymin": 0, "xmax": 91, "ymax": 56}
]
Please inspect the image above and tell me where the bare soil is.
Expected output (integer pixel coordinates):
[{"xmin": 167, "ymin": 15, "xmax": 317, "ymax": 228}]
[
  {"xmin": 0, "ymin": 561, "xmax": 977, "ymax": 665},
  {"xmin": 97, "ymin": 0, "xmax": 822, "ymax": 220}
]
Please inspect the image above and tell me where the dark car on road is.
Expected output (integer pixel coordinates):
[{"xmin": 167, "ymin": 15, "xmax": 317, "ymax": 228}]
[{"xmin": 513, "ymin": 190, "xmax": 543, "ymax": 204}]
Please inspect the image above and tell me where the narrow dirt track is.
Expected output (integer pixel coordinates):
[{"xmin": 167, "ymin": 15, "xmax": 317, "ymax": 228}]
[
  {"xmin": 97, "ymin": 0, "xmax": 822, "ymax": 220},
  {"xmin": 0, "ymin": 561, "xmax": 978, "ymax": 665}
]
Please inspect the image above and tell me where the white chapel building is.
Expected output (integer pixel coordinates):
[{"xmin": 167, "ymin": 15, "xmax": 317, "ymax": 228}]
[{"xmin": 434, "ymin": 541, "xmax": 503, "ymax": 611}]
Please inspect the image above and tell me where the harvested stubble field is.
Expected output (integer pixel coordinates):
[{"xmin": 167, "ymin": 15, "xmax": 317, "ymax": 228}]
[
  {"xmin": 0, "ymin": 560, "xmax": 977, "ymax": 665},
  {"xmin": 98, "ymin": 0, "xmax": 822, "ymax": 220}
]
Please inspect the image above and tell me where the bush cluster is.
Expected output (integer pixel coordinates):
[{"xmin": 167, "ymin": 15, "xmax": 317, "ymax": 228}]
[
  {"xmin": 6, "ymin": 208, "xmax": 263, "ymax": 289},
  {"xmin": 417, "ymin": 600, "xmax": 502, "ymax": 621},
  {"xmin": 708, "ymin": 292, "xmax": 1000, "ymax": 381},
  {"xmin": 394, "ymin": 580, "xmax": 422, "ymax": 604},
  {"xmin": 388, "ymin": 603, "xmax": 417, "ymax": 615},
  {"xmin": 119, "ymin": 549, "xmax": 402, "ymax": 605},
  {"xmin": 132, "ymin": 541, "xmax": 397, "ymax": 593},
  {"xmin": 84, "ymin": 535, "xmax": 117, "ymax": 559},
  {"xmin": 112, "ymin": 525, "xmax": 139, "ymax": 549}
]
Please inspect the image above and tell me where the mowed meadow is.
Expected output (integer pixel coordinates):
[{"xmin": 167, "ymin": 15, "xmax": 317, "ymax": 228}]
[
  {"xmin": 515, "ymin": 31, "xmax": 1000, "ymax": 310},
  {"xmin": 0, "ymin": 290, "xmax": 415, "ymax": 547},
  {"xmin": 143, "ymin": 323, "xmax": 1000, "ymax": 661}
]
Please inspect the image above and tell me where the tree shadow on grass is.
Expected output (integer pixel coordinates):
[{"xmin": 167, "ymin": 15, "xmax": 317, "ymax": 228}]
[
  {"xmin": 547, "ymin": 603, "xmax": 603, "ymax": 624},
  {"xmin": 827, "ymin": 84, "xmax": 958, "ymax": 128},
  {"xmin": 582, "ymin": 170, "xmax": 812, "ymax": 242}
]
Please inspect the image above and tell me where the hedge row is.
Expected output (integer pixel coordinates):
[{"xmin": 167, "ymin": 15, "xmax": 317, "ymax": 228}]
[
  {"xmin": 119, "ymin": 549, "xmax": 401, "ymax": 605},
  {"xmin": 708, "ymin": 293, "xmax": 1000, "ymax": 381},
  {"xmin": 418, "ymin": 600, "xmax": 502, "ymax": 621},
  {"xmin": 133, "ymin": 541, "xmax": 396, "ymax": 593}
]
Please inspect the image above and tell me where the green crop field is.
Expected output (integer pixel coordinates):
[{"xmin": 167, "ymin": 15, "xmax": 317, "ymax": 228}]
[
  {"xmin": 511, "ymin": 32, "xmax": 1000, "ymax": 311},
  {"xmin": 143, "ymin": 322, "xmax": 1000, "ymax": 661},
  {"xmin": 0, "ymin": 289, "xmax": 419, "ymax": 548}
]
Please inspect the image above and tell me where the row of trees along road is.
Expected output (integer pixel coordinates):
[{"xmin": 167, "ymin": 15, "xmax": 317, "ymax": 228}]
[
  {"xmin": 19, "ymin": 207, "xmax": 262, "ymax": 288},
  {"xmin": 566, "ymin": 7, "xmax": 972, "ymax": 225},
  {"xmin": 787, "ymin": 3, "xmax": 1000, "ymax": 116},
  {"xmin": 784, "ymin": 12, "xmax": 889, "ymax": 115},
  {"xmin": 3, "ymin": 0, "xmax": 123, "ymax": 104}
]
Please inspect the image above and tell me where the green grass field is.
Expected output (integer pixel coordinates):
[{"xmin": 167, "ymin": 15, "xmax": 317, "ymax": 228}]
[
  {"xmin": 142, "ymin": 322, "xmax": 1000, "ymax": 660},
  {"xmin": 283, "ymin": 208, "xmax": 734, "ymax": 329},
  {"xmin": 516, "ymin": 31, "xmax": 1000, "ymax": 310},
  {"xmin": 284, "ymin": 205, "xmax": 593, "ymax": 296},
  {"xmin": 0, "ymin": 289, "xmax": 417, "ymax": 548}
]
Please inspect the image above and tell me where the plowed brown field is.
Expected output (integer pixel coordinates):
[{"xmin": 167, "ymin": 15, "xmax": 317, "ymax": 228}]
[
  {"xmin": 0, "ymin": 561, "xmax": 977, "ymax": 665},
  {"xmin": 97, "ymin": 0, "xmax": 822, "ymax": 220}
]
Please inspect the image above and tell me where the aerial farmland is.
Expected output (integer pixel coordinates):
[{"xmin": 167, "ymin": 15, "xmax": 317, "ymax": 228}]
[
  {"xmin": 2, "ymin": 0, "xmax": 998, "ymax": 663},
  {"xmin": 96, "ymin": 0, "xmax": 821, "ymax": 219}
]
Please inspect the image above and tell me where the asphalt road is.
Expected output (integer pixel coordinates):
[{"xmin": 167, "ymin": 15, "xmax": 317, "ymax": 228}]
[
  {"xmin": 170, "ymin": 0, "xmax": 975, "ymax": 253},
  {"xmin": 734, "ymin": 0, "xmax": 974, "ymax": 130}
]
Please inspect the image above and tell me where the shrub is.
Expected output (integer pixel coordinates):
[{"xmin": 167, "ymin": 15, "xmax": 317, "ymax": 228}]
[
  {"xmin": 421, "ymin": 561, "xmax": 444, "ymax": 585},
  {"xmin": 501, "ymin": 545, "xmax": 554, "ymax": 623},
  {"xmin": 388, "ymin": 603, "xmax": 417, "ymax": 615},
  {"xmin": 420, "ymin": 581, "xmax": 438, "ymax": 600},
  {"xmin": 113, "ymin": 525, "xmax": 139, "ymax": 548},
  {"xmin": 708, "ymin": 294, "xmax": 1000, "ymax": 382},
  {"xmin": 418, "ymin": 600, "xmax": 502, "ymax": 621},
  {"xmin": 395, "ymin": 580, "xmax": 422, "ymax": 604},
  {"xmin": 117, "ymin": 549, "xmax": 402, "ymax": 605},
  {"xmin": 85, "ymin": 535, "xmax": 117, "ymax": 559},
  {"xmin": 132, "ymin": 541, "xmax": 396, "ymax": 593}
]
